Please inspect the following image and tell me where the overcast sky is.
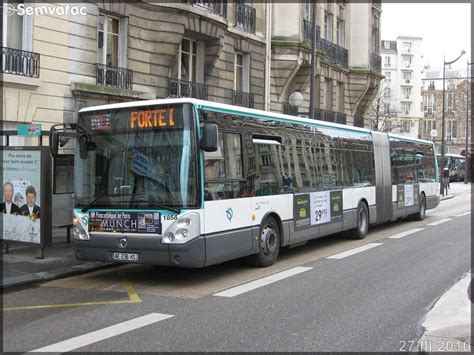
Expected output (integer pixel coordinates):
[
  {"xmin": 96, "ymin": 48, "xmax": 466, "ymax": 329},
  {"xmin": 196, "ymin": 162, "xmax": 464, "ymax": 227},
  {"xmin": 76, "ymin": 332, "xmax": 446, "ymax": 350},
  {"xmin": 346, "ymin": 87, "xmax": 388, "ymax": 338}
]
[{"xmin": 381, "ymin": 2, "xmax": 471, "ymax": 71}]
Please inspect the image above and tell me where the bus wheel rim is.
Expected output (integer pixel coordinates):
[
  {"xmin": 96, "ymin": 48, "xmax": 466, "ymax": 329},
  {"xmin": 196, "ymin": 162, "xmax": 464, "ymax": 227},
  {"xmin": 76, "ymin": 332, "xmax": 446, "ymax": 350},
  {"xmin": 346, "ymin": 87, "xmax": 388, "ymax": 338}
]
[{"xmin": 261, "ymin": 225, "xmax": 277, "ymax": 255}]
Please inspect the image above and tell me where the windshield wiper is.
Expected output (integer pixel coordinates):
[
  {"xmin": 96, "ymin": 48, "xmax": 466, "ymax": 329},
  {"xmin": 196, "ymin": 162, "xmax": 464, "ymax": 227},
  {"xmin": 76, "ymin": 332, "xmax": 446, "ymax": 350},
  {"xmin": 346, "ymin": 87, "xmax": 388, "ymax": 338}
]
[
  {"xmin": 81, "ymin": 190, "xmax": 114, "ymax": 213},
  {"xmin": 130, "ymin": 200, "xmax": 181, "ymax": 214}
]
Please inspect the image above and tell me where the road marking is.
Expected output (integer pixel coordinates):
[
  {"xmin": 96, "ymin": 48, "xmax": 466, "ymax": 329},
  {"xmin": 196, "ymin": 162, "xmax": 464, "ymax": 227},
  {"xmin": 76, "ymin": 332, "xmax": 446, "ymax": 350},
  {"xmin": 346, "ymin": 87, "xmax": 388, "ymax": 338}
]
[
  {"xmin": 427, "ymin": 218, "xmax": 452, "ymax": 226},
  {"xmin": 30, "ymin": 312, "xmax": 173, "ymax": 352},
  {"xmin": 388, "ymin": 228, "xmax": 425, "ymax": 239},
  {"xmin": 213, "ymin": 266, "xmax": 313, "ymax": 298},
  {"xmin": 453, "ymin": 211, "xmax": 471, "ymax": 217},
  {"xmin": 326, "ymin": 243, "xmax": 383, "ymax": 260},
  {"xmin": 2, "ymin": 280, "xmax": 141, "ymax": 312}
]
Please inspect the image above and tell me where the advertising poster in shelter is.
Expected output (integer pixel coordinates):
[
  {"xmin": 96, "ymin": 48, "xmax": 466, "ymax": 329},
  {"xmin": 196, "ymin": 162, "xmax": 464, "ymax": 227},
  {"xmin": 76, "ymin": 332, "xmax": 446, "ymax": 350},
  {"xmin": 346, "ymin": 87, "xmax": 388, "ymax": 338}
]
[{"xmin": 1, "ymin": 150, "xmax": 42, "ymax": 244}]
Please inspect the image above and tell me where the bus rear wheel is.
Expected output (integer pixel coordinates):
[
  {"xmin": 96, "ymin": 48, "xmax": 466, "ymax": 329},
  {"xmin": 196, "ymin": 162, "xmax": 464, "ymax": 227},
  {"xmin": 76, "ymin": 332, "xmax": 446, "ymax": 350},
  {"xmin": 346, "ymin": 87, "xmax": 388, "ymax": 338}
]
[
  {"xmin": 350, "ymin": 202, "xmax": 369, "ymax": 239},
  {"xmin": 251, "ymin": 216, "xmax": 280, "ymax": 267},
  {"xmin": 413, "ymin": 193, "xmax": 426, "ymax": 221}
]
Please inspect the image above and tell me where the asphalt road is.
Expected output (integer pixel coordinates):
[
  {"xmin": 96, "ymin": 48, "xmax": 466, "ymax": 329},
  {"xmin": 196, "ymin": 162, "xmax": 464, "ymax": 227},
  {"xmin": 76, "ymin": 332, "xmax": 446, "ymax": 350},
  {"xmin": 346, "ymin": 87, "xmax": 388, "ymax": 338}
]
[{"xmin": 2, "ymin": 188, "xmax": 471, "ymax": 352}]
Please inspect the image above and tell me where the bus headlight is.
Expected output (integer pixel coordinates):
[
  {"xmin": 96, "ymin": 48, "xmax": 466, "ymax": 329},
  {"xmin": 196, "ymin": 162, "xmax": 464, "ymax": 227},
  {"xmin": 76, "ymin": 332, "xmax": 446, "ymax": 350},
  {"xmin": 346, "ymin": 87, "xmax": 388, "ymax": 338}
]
[
  {"xmin": 161, "ymin": 212, "xmax": 200, "ymax": 245},
  {"xmin": 73, "ymin": 211, "xmax": 90, "ymax": 241}
]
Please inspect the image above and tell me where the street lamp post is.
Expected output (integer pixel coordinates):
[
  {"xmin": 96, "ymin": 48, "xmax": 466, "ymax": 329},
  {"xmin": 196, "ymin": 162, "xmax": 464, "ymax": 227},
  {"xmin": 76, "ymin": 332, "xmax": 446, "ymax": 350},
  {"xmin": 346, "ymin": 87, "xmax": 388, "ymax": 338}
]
[
  {"xmin": 440, "ymin": 50, "xmax": 465, "ymax": 195},
  {"xmin": 465, "ymin": 61, "xmax": 472, "ymax": 184},
  {"xmin": 309, "ymin": 1, "xmax": 317, "ymax": 119}
]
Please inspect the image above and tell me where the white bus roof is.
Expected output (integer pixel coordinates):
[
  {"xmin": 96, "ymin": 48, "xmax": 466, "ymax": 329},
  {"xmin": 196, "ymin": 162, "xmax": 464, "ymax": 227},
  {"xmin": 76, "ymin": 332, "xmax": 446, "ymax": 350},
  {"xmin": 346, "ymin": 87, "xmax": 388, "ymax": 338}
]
[
  {"xmin": 436, "ymin": 153, "xmax": 465, "ymax": 158},
  {"xmin": 78, "ymin": 98, "xmax": 434, "ymax": 145}
]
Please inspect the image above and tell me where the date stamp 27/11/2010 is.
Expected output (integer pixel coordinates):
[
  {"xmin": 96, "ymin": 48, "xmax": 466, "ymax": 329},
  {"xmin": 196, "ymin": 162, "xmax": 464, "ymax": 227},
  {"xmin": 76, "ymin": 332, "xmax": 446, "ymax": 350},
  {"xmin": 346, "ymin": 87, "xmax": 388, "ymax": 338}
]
[{"xmin": 399, "ymin": 339, "xmax": 471, "ymax": 352}]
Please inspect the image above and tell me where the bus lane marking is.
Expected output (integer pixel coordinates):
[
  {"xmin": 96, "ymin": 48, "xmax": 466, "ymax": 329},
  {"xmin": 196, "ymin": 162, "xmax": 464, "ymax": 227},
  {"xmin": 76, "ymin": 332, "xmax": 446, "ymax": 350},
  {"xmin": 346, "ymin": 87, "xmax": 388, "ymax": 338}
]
[
  {"xmin": 30, "ymin": 312, "xmax": 174, "ymax": 352},
  {"xmin": 427, "ymin": 218, "xmax": 452, "ymax": 226},
  {"xmin": 453, "ymin": 211, "xmax": 471, "ymax": 217},
  {"xmin": 2, "ymin": 280, "xmax": 141, "ymax": 312},
  {"xmin": 388, "ymin": 228, "xmax": 425, "ymax": 239},
  {"xmin": 213, "ymin": 266, "xmax": 313, "ymax": 298},
  {"xmin": 326, "ymin": 243, "xmax": 383, "ymax": 260}
]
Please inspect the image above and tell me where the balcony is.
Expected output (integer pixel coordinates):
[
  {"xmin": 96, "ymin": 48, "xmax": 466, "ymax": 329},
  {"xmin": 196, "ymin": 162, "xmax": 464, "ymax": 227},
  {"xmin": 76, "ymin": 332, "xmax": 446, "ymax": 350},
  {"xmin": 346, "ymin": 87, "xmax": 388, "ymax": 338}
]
[
  {"xmin": 232, "ymin": 90, "xmax": 254, "ymax": 108},
  {"xmin": 168, "ymin": 78, "xmax": 208, "ymax": 100},
  {"xmin": 314, "ymin": 108, "xmax": 347, "ymax": 124},
  {"xmin": 189, "ymin": 0, "xmax": 227, "ymax": 18},
  {"xmin": 370, "ymin": 52, "xmax": 382, "ymax": 73},
  {"xmin": 282, "ymin": 102, "xmax": 299, "ymax": 116},
  {"xmin": 235, "ymin": 3, "xmax": 256, "ymax": 34},
  {"xmin": 1, "ymin": 47, "xmax": 40, "ymax": 78},
  {"xmin": 96, "ymin": 64, "xmax": 133, "ymax": 90},
  {"xmin": 303, "ymin": 21, "xmax": 321, "ymax": 46},
  {"xmin": 320, "ymin": 38, "xmax": 348, "ymax": 68}
]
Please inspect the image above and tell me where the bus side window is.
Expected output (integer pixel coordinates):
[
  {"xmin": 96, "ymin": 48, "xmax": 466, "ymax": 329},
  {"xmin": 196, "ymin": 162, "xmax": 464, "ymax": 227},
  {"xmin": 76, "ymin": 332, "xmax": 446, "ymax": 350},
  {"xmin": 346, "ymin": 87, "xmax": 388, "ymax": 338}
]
[{"xmin": 204, "ymin": 132, "xmax": 244, "ymax": 201}]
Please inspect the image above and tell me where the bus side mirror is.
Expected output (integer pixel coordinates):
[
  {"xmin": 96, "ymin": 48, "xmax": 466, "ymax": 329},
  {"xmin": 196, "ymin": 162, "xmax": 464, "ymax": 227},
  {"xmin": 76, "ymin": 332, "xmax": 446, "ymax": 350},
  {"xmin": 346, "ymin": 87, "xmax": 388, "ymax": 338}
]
[{"xmin": 200, "ymin": 123, "xmax": 218, "ymax": 152}]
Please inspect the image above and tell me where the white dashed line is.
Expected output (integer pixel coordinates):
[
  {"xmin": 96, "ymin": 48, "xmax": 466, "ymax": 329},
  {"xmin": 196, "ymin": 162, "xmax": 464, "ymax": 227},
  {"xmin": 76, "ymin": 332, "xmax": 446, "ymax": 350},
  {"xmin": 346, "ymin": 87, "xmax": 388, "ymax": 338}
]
[
  {"xmin": 31, "ymin": 313, "xmax": 174, "ymax": 353},
  {"xmin": 326, "ymin": 243, "xmax": 383, "ymax": 260},
  {"xmin": 388, "ymin": 228, "xmax": 425, "ymax": 239},
  {"xmin": 453, "ymin": 211, "xmax": 471, "ymax": 217},
  {"xmin": 427, "ymin": 218, "xmax": 452, "ymax": 226},
  {"xmin": 213, "ymin": 266, "xmax": 313, "ymax": 298}
]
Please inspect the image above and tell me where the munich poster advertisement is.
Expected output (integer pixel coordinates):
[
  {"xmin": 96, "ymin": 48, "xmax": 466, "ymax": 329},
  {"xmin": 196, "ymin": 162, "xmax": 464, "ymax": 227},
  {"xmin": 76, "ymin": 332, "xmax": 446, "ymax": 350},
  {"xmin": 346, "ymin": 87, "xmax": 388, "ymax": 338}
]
[{"xmin": 1, "ymin": 150, "xmax": 42, "ymax": 244}]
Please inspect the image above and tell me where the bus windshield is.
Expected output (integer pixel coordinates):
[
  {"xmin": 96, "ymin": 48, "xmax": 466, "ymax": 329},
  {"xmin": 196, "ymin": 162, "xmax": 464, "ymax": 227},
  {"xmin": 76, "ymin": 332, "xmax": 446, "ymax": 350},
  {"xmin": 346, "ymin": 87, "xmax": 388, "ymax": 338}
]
[{"xmin": 75, "ymin": 103, "xmax": 199, "ymax": 210}]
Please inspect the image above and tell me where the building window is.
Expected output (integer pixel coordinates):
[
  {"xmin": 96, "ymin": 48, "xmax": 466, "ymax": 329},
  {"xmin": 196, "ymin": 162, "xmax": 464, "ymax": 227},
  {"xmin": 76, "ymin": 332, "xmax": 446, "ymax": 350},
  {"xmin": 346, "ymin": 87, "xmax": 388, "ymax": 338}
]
[
  {"xmin": 402, "ymin": 87, "xmax": 411, "ymax": 99},
  {"xmin": 401, "ymin": 120, "xmax": 411, "ymax": 132},
  {"xmin": 402, "ymin": 55, "xmax": 412, "ymax": 68},
  {"xmin": 336, "ymin": 19, "xmax": 345, "ymax": 47},
  {"xmin": 426, "ymin": 93, "xmax": 435, "ymax": 116},
  {"xmin": 324, "ymin": 13, "xmax": 333, "ymax": 42},
  {"xmin": 403, "ymin": 41, "xmax": 412, "ymax": 52},
  {"xmin": 384, "ymin": 56, "xmax": 391, "ymax": 67},
  {"xmin": 325, "ymin": 79, "xmax": 333, "ymax": 110},
  {"xmin": 304, "ymin": 0, "xmax": 312, "ymax": 21},
  {"xmin": 98, "ymin": 14, "xmax": 121, "ymax": 67},
  {"xmin": 336, "ymin": 82, "xmax": 344, "ymax": 112},
  {"xmin": 447, "ymin": 93, "xmax": 455, "ymax": 115},
  {"xmin": 2, "ymin": 0, "xmax": 34, "ymax": 51},
  {"xmin": 384, "ymin": 72, "xmax": 391, "ymax": 80},
  {"xmin": 179, "ymin": 38, "xmax": 197, "ymax": 82},
  {"xmin": 403, "ymin": 71, "xmax": 411, "ymax": 83},
  {"xmin": 383, "ymin": 41, "xmax": 391, "ymax": 50},
  {"xmin": 234, "ymin": 52, "xmax": 250, "ymax": 92},
  {"xmin": 401, "ymin": 102, "xmax": 411, "ymax": 114}
]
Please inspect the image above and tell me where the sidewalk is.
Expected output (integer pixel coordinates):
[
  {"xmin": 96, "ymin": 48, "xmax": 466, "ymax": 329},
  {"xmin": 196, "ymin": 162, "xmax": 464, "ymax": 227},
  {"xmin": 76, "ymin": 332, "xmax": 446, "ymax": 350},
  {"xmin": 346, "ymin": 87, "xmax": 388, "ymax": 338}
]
[
  {"xmin": 418, "ymin": 272, "xmax": 472, "ymax": 352},
  {"xmin": 2, "ymin": 230, "xmax": 113, "ymax": 289},
  {"xmin": 2, "ymin": 183, "xmax": 471, "ymax": 290}
]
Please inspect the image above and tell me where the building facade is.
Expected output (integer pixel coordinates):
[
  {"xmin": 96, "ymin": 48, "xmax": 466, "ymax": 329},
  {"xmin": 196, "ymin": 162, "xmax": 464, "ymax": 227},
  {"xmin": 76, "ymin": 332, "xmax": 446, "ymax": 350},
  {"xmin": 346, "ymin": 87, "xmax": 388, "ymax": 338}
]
[
  {"xmin": 373, "ymin": 36, "xmax": 423, "ymax": 137},
  {"xmin": 2, "ymin": 0, "xmax": 383, "ymax": 138},
  {"xmin": 421, "ymin": 68, "xmax": 470, "ymax": 155}
]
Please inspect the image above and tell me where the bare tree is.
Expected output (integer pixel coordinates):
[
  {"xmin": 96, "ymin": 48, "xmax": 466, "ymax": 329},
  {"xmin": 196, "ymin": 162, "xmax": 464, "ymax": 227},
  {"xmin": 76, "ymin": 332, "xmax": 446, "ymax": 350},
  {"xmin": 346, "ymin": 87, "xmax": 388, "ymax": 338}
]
[{"xmin": 367, "ymin": 86, "xmax": 400, "ymax": 132}]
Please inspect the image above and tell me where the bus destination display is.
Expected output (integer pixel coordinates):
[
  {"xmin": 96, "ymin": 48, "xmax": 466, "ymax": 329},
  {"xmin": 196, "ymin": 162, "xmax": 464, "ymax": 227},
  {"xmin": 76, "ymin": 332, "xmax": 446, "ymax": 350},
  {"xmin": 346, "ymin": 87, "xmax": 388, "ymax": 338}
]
[{"xmin": 89, "ymin": 211, "xmax": 162, "ymax": 234}]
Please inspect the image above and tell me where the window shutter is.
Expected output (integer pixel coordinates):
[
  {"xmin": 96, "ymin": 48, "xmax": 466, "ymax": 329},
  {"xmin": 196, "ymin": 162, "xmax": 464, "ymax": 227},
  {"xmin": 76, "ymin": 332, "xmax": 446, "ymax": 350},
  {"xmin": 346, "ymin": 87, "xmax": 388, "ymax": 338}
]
[{"xmin": 118, "ymin": 17, "xmax": 128, "ymax": 68}]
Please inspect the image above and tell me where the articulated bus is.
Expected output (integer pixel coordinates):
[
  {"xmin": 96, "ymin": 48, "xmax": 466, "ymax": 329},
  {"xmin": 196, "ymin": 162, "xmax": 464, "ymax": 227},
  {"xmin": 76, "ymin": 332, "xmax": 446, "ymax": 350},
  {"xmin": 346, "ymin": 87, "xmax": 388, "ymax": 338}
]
[
  {"xmin": 436, "ymin": 153, "xmax": 465, "ymax": 182},
  {"xmin": 50, "ymin": 98, "xmax": 439, "ymax": 268}
]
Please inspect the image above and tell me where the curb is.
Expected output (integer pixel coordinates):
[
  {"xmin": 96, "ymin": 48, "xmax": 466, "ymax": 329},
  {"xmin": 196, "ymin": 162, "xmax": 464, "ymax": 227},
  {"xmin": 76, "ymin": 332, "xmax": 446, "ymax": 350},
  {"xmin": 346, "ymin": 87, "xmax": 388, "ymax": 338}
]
[{"xmin": 2, "ymin": 262, "xmax": 117, "ymax": 290}]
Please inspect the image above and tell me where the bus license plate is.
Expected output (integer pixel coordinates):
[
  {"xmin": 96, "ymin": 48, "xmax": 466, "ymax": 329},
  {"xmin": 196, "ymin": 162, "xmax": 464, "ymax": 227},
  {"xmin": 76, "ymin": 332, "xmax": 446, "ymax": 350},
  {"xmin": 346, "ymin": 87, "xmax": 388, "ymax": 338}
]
[{"xmin": 112, "ymin": 252, "xmax": 139, "ymax": 262}]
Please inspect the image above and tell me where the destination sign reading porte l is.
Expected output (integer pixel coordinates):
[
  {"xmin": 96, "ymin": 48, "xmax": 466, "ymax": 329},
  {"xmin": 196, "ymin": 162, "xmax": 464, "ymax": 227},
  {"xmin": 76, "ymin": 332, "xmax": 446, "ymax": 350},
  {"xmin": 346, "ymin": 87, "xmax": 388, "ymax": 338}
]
[
  {"xmin": 89, "ymin": 211, "xmax": 162, "ymax": 234},
  {"xmin": 130, "ymin": 108, "xmax": 177, "ymax": 129}
]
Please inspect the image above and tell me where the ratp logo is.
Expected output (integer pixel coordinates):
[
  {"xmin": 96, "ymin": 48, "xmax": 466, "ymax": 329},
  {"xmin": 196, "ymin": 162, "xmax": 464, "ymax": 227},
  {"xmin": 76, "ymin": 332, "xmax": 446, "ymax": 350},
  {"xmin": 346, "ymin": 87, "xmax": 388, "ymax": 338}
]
[{"xmin": 226, "ymin": 208, "xmax": 233, "ymax": 222}]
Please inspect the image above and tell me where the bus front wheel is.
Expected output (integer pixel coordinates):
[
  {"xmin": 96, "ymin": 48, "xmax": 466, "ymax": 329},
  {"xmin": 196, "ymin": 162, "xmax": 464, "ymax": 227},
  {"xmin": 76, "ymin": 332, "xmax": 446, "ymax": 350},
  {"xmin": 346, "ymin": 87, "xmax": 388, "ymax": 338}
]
[
  {"xmin": 251, "ymin": 216, "xmax": 280, "ymax": 267},
  {"xmin": 350, "ymin": 202, "xmax": 369, "ymax": 239}
]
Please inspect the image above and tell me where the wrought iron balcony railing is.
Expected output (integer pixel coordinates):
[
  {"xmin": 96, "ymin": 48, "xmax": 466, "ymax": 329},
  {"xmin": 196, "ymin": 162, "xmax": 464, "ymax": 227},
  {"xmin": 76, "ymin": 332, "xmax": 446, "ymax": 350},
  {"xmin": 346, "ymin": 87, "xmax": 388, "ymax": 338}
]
[
  {"xmin": 282, "ymin": 102, "xmax": 299, "ymax": 116},
  {"xmin": 1, "ymin": 47, "xmax": 40, "ymax": 78},
  {"xmin": 232, "ymin": 90, "xmax": 254, "ymax": 108},
  {"xmin": 314, "ymin": 108, "xmax": 347, "ymax": 124},
  {"xmin": 186, "ymin": 0, "xmax": 227, "ymax": 18},
  {"xmin": 370, "ymin": 52, "xmax": 382, "ymax": 73},
  {"xmin": 96, "ymin": 63, "xmax": 133, "ymax": 90},
  {"xmin": 320, "ymin": 38, "xmax": 348, "ymax": 68},
  {"xmin": 235, "ymin": 3, "xmax": 256, "ymax": 34},
  {"xmin": 303, "ymin": 21, "xmax": 321, "ymax": 47},
  {"xmin": 168, "ymin": 78, "xmax": 208, "ymax": 100}
]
